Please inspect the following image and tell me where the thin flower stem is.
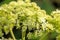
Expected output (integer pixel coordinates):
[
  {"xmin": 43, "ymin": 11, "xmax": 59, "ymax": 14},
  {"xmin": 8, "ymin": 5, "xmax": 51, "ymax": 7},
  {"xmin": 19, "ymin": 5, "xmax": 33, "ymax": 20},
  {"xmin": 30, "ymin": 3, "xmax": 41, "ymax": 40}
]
[{"xmin": 10, "ymin": 28, "xmax": 16, "ymax": 40}]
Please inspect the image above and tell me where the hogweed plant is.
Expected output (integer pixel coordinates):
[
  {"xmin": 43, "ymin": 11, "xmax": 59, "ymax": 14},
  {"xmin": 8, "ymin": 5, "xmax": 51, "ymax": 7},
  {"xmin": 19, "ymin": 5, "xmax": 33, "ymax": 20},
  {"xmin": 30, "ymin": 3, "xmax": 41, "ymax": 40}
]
[{"xmin": 0, "ymin": 0, "xmax": 60, "ymax": 40}]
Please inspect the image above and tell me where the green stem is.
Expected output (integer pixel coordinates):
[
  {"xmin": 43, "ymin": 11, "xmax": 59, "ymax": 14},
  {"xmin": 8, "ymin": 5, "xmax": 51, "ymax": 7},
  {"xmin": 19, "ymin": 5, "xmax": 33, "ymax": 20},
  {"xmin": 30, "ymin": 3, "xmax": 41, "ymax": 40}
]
[
  {"xmin": 22, "ymin": 26, "xmax": 27, "ymax": 40},
  {"xmin": 22, "ymin": 30, "xmax": 26, "ymax": 40},
  {"xmin": 10, "ymin": 28, "xmax": 16, "ymax": 40}
]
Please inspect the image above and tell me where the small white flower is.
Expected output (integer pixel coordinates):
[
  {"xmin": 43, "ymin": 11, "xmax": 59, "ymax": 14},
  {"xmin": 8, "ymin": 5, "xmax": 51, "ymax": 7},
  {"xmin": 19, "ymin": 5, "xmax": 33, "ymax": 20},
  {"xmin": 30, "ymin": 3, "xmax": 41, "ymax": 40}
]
[{"xmin": 40, "ymin": 17, "xmax": 46, "ymax": 23}]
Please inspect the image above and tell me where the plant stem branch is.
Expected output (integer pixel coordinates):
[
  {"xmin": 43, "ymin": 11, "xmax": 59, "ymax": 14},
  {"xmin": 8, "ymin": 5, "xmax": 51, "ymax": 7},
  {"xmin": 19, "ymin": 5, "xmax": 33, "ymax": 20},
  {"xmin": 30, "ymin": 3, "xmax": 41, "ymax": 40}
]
[{"xmin": 10, "ymin": 28, "xmax": 16, "ymax": 40}]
